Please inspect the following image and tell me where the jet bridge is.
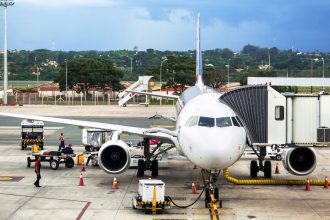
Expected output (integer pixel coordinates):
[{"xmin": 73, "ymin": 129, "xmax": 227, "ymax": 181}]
[{"xmin": 219, "ymin": 85, "xmax": 330, "ymax": 146}]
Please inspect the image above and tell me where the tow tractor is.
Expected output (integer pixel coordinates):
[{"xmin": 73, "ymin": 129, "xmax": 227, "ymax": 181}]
[
  {"xmin": 132, "ymin": 179, "xmax": 171, "ymax": 214},
  {"xmin": 21, "ymin": 119, "xmax": 44, "ymax": 150}
]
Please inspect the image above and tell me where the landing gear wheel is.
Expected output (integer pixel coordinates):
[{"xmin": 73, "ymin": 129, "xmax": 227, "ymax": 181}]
[
  {"xmin": 50, "ymin": 159, "xmax": 59, "ymax": 170},
  {"xmin": 65, "ymin": 158, "xmax": 74, "ymax": 168},
  {"xmin": 151, "ymin": 160, "xmax": 158, "ymax": 177},
  {"xmin": 264, "ymin": 160, "xmax": 272, "ymax": 179},
  {"xmin": 276, "ymin": 154, "xmax": 282, "ymax": 161},
  {"xmin": 250, "ymin": 160, "xmax": 258, "ymax": 178},
  {"xmin": 205, "ymin": 188, "xmax": 210, "ymax": 208},
  {"xmin": 137, "ymin": 159, "xmax": 145, "ymax": 177},
  {"xmin": 27, "ymin": 157, "xmax": 31, "ymax": 167}
]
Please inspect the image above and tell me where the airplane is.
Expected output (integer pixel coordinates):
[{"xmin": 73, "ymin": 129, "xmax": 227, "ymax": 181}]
[{"xmin": 0, "ymin": 14, "xmax": 318, "ymax": 207}]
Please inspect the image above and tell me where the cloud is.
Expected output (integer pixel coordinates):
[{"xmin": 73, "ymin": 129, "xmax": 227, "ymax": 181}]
[{"xmin": 17, "ymin": 0, "xmax": 116, "ymax": 7}]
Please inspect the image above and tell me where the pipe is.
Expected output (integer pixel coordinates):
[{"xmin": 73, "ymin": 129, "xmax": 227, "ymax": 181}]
[{"xmin": 223, "ymin": 168, "xmax": 324, "ymax": 185}]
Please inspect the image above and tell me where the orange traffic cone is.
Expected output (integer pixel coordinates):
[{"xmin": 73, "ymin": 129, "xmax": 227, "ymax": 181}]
[
  {"xmin": 305, "ymin": 178, "xmax": 311, "ymax": 191},
  {"xmin": 324, "ymin": 176, "xmax": 329, "ymax": 189},
  {"xmin": 274, "ymin": 163, "xmax": 280, "ymax": 174},
  {"xmin": 194, "ymin": 177, "xmax": 200, "ymax": 190},
  {"xmin": 78, "ymin": 173, "xmax": 85, "ymax": 186},
  {"xmin": 112, "ymin": 177, "xmax": 118, "ymax": 189},
  {"xmin": 192, "ymin": 182, "xmax": 197, "ymax": 194},
  {"xmin": 80, "ymin": 164, "xmax": 86, "ymax": 172}
]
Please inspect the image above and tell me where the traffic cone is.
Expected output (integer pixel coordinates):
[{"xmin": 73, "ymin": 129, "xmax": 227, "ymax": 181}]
[
  {"xmin": 324, "ymin": 176, "xmax": 329, "ymax": 189},
  {"xmin": 112, "ymin": 177, "xmax": 118, "ymax": 189},
  {"xmin": 194, "ymin": 176, "xmax": 200, "ymax": 190},
  {"xmin": 78, "ymin": 173, "xmax": 85, "ymax": 186},
  {"xmin": 80, "ymin": 164, "xmax": 86, "ymax": 172},
  {"xmin": 305, "ymin": 178, "xmax": 311, "ymax": 191},
  {"xmin": 274, "ymin": 163, "xmax": 280, "ymax": 174},
  {"xmin": 192, "ymin": 182, "xmax": 197, "ymax": 194}
]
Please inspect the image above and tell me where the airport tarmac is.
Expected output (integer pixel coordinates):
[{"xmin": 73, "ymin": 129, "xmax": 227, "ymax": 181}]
[{"xmin": 1, "ymin": 105, "xmax": 330, "ymax": 220}]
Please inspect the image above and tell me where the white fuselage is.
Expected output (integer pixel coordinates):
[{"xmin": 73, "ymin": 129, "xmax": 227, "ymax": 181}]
[{"xmin": 174, "ymin": 86, "xmax": 246, "ymax": 171}]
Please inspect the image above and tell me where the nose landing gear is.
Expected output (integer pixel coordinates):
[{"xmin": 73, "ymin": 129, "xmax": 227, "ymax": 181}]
[{"xmin": 202, "ymin": 170, "xmax": 222, "ymax": 220}]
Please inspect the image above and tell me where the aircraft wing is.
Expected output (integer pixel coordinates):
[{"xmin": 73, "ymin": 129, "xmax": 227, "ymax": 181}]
[
  {"xmin": 126, "ymin": 90, "xmax": 179, "ymax": 99},
  {"xmin": 0, "ymin": 112, "xmax": 177, "ymax": 142}
]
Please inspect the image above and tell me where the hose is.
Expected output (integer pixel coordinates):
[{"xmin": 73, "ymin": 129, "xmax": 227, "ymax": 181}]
[
  {"xmin": 168, "ymin": 187, "xmax": 205, "ymax": 208},
  {"xmin": 223, "ymin": 168, "xmax": 324, "ymax": 185}
]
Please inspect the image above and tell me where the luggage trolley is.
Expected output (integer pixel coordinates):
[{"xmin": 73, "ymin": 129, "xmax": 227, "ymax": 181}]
[
  {"xmin": 21, "ymin": 119, "xmax": 44, "ymax": 150},
  {"xmin": 26, "ymin": 152, "xmax": 76, "ymax": 170}
]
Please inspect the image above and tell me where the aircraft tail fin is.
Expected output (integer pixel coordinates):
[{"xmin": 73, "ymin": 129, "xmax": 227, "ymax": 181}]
[{"xmin": 195, "ymin": 13, "xmax": 203, "ymax": 87}]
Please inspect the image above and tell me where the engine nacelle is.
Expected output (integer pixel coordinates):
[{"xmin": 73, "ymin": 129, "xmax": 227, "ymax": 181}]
[
  {"xmin": 98, "ymin": 140, "xmax": 131, "ymax": 174},
  {"xmin": 282, "ymin": 147, "xmax": 317, "ymax": 176}
]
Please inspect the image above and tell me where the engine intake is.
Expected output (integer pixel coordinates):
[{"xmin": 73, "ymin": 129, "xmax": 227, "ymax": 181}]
[
  {"xmin": 98, "ymin": 140, "xmax": 131, "ymax": 174},
  {"xmin": 282, "ymin": 147, "xmax": 317, "ymax": 176}
]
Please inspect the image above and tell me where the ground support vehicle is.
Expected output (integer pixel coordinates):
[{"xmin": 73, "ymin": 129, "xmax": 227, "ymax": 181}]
[
  {"xmin": 132, "ymin": 179, "xmax": 171, "ymax": 214},
  {"xmin": 26, "ymin": 152, "xmax": 76, "ymax": 170},
  {"xmin": 21, "ymin": 119, "xmax": 44, "ymax": 150}
]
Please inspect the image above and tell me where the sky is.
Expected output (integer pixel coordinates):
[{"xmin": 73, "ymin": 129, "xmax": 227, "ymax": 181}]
[{"xmin": 0, "ymin": 0, "xmax": 330, "ymax": 52}]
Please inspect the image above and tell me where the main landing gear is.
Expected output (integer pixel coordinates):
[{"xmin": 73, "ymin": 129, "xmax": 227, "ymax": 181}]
[
  {"xmin": 136, "ymin": 138, "xmax": 174, "ymax": 178},
  {"xmin": 249, "ymin": 146, "xmax": 272, "ymax": 179}
]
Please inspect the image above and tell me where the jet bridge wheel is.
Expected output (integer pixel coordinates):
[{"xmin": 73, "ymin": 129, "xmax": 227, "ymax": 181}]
[
  {"xmin": 264, "ymin": 161, "xmax": 272, "ymax": 179},
  {"xmin": 137, "ymin": 159, "xmax": 145, "ymax": 177},
  {"xmin": 151, "ymin": 160, "xmax": 158, "ymax": 177},
  {"xmin": 250, "ymin": 160, "xmax": 258, "ymax": 178}
]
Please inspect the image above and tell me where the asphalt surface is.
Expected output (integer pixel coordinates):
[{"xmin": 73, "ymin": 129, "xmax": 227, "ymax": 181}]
[{"xmin": 0, "ymin": 116, "xmax": 175, "ymax": 146}]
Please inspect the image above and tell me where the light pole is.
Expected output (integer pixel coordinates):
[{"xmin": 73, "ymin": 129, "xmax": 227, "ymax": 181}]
[
  {"xmin": 1, "ymin": 0, "xmax": 14, "ymax": 105},
  {"xmin": 322, "ymin": 57, "xmax": 325, "ymax": 91},
  {"xmin": 65, "ymin": 60, "xmax": 68, "ymax": 104},
  {"xmin": 225, "ymin": 60, "xmax": 230, "ymax": 85},
  {"xmin": 159, "ymin": 58, "xmax": 167, "ymax": 105}
]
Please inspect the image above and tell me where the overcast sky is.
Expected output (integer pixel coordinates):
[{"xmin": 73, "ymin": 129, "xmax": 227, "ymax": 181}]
[{"xmin": 1, "ymin": 0, "xmax": 329, "ymax": 52}]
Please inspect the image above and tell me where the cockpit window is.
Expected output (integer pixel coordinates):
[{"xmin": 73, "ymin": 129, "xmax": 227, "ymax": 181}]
[
  {"xmin": 198, "ymin": 117, "xmax": 215, "ymax": 127},
  {"xmin": 216, "ymin": 117, "xmax": 232, "ymax": 127},
  {"xmin": 185, "ymin": 116, "xmax": 199, "ymax": 127},
  {"xmin": 235, "ymin": 116, "xmax": 243, "ymax": 127},
  {"xmin": 231, "ymin": 117, "xmax": 240, "ymax": 127}
]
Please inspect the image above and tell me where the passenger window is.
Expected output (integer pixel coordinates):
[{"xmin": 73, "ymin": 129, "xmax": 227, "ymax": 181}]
[
  {"xmin": 198, "ymin": 117, "xmax": 215, "ymax": 127},
  {"xmin": 216, "ymin": 117, "xmax": 232, "ymax": 127},
  {"xmin": 275, "ymin": 106, "xmax": 284, "ymax": 120},
  {"xmin": 231, "ymin": 117, "xmax": 240, "ymax": 127}
]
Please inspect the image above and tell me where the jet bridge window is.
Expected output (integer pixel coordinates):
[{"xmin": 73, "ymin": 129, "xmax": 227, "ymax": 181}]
[
  {"xmin": 275, "ymin": 106, "xmax": 284, "ymax": 120},
  {"xmin": 216, "ymin": 117, "xmax": 232, "ymax": 127},
  {"xmin": 198, "ymin": 117, "xmax": 215, "ymax": 127}
]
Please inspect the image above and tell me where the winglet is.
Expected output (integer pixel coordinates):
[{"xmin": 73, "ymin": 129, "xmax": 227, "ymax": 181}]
[{"xmin": 195, "ymin": 13, "xmax": 203, "ymax": 87}]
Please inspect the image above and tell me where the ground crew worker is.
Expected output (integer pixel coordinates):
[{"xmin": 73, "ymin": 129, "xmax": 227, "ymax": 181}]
[
  {"xmin": 34, "ymin": 156, "xmax": 41, "ymax": 187},
  {"xmin": 58, "ymin": 133, "xmax": 65, "ymax": 152}
]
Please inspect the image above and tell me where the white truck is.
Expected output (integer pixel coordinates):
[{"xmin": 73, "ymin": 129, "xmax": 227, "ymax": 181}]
[{"xmin": 132, "ymin": 179, "xmax": 171, "ymax": 214}]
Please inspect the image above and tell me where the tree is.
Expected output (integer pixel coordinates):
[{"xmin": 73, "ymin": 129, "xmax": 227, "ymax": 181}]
[
  {"xmin": 204, "ymin": 68, "xmax": 227, "ymax": 89},
  {"xmin": 163, "ymin": 55, "xmax": 195, "ymax": 93},
  {"xmin": 55, "ymin": 58, "xmax": 124, "ymax": 94}
]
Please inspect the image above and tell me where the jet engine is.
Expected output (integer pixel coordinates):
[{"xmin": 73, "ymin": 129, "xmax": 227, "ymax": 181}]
[
  {"xmin": 98, "ymin": 140, "xmax": 131, "ymax": 174},
  {"xmin": 282, "ymin": 147, "xmax": 317, "ymax": 176}
]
